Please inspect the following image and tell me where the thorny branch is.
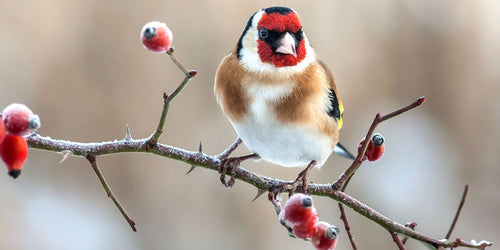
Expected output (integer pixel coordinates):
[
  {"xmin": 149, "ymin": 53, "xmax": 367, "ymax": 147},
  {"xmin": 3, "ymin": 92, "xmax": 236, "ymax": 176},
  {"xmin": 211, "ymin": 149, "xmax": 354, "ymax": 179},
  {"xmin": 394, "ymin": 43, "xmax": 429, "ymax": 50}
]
[
  {"xmin": 23, "ymin": 47, "xmax": 492, "ymax": 249},
  {"xmin": 25, "ymin": 129, "xmax": 493, "ymax": 249}
]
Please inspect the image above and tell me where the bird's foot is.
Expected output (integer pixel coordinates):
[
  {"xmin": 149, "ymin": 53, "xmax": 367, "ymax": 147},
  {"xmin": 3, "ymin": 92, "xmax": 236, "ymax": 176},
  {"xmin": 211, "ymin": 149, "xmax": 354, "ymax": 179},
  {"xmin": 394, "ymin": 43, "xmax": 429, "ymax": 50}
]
[
  {"xmin": 218, "ymin": 153, "xmax": 258, "ymax": 188},
  {"xmin": 284, "ymin": 161, "xmax": 317, "ymax": 195}
]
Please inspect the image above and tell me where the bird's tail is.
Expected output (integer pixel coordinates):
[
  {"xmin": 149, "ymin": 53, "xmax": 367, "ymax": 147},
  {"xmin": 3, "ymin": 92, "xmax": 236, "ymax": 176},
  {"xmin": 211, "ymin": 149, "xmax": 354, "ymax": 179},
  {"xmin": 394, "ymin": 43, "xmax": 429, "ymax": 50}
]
[{"xmin": 333, "ymin": 143, "xmax": 355, "ymax": 160}]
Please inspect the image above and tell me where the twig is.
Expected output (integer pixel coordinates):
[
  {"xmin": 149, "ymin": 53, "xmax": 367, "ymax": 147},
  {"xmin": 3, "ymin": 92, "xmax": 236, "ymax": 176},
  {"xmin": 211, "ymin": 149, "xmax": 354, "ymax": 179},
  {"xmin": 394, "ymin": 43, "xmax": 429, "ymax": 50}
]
[
  {"xmin": 391, "ymin": 231, "xmax": 406, "ymax": 250},
  {"xmin": 148, "ymin": 48, "xmax": 197, "ymax": 145},
  {"xmin": 86, "ymin": 155, "xmax": 136, "ymax": 231},
  {"xmin": 402, "ymin": 222, "xmax": 418, "ymax": 245},
  {"xmin": 338, "ymin": 203, "xmax": 358, "ymax": 250},
  {"xmin": 333, "ymin": 96, "xmax": 425, "ymax": 190},
  {"xmin": 166, "ymin": 48, "xmax": 189, "ymax": 74},
  {"xmin": 453, "ymin": 239, "xmax": 493, "ymax": 248},
  {"xmin": 338, "ymin": 174, "xmax": 358, "ymax": 249},
  {"xmin": 445, "ymin": 185, "xmax": 470, "ymax": 240}
]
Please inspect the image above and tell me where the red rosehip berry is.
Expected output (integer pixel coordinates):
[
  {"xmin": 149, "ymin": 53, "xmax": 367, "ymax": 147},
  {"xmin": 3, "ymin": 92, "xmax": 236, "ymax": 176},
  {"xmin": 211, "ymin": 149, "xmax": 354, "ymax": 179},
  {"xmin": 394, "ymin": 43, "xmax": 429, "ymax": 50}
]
[
  {"xmin": 311, "ymin": 222, "xmax": 339, "ymax": 250},
  {"xmin": 357, "ymin": 133, "xmax": 385, "ymax": 162},
  {"xmin": 0, "ymin": 116, "xmax": 5, "ymax": 143},
  {"xmin": 2, "ymin": 103, "xmax": 41, "ymax": 136},
  {"xmin": 141, "ymin": 21, "xmax": 173, "ymax": 53},
  {"xmin": 291, "ymin": 213, "xmax": 319, "ymax": 239},
  {"xmin": 280, "ymin": 193, "xmax": 318, "ymax": 226},
  {"xmin": 0, "ymin": 134, "xmax": 28, "ymax": 179}
]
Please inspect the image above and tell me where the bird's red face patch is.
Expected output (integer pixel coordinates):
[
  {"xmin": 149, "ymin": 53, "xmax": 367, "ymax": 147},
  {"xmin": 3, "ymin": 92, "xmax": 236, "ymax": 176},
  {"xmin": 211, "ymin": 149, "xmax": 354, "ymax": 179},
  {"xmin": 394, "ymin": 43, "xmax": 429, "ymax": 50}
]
[
  {"xmin": 258, "ymin": 12, "xmax": 302, "ymax": 34},
  {"xmin": 257, "ymin": 12, "xmax": 306, "ymax": 68}
]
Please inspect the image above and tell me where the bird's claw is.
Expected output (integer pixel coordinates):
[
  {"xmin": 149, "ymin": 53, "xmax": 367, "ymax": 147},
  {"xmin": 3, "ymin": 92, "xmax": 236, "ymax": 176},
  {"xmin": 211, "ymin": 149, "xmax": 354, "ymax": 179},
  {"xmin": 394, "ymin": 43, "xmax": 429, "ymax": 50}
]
[
  {"xmin": 284, "ymin": 160, "xmax": 317, "ymax": 195},
  {"xmin": 219, "ymin": 157, "xmax": 241, "ymax": 188}
]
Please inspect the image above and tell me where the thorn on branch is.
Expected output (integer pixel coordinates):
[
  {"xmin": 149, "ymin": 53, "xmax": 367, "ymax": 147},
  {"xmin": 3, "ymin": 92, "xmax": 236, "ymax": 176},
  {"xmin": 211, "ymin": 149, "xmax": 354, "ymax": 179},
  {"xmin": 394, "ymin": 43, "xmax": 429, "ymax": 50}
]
[
  {"xmin": 185, "ymin": 165, "xmax": 196, "ymax": 175},
  {"xmin": 124, "ymin": 124, "xmax": 132, "ymax": 141},
  {"xmin": 185, "ymin": 142, "xmax": 203, "ymax": 175},
  {"xmin": 58, "ymin": 150, "xmax": 73, "ymax": 164},
  {"xmin": 251, "ymin": 188, "xmax": 266, "ymax": 202}
]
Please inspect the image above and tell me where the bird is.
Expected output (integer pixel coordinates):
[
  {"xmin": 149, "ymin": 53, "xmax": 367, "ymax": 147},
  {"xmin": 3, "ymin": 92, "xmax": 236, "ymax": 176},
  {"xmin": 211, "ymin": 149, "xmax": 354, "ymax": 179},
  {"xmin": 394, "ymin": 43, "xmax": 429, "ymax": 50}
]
[{"xmin": 214, "ymin": 6, "xmax": 350, "ymax": 189}]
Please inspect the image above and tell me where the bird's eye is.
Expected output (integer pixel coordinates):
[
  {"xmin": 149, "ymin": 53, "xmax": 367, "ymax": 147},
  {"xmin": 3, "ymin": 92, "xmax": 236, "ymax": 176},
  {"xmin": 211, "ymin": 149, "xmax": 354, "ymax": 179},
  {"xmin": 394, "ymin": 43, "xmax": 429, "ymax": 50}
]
[
  {"xmin": 258, "ymin": 28, "xmax": 269, "ymax": 39},
  {"xmin": 295, "ymin": 27, "xmax": 303, "ymax": 41}
]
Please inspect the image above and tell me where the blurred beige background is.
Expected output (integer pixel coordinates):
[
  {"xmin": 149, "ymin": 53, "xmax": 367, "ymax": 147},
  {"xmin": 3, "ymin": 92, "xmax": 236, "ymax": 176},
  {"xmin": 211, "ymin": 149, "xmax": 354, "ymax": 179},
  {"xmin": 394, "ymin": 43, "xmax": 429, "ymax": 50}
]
[{"xmin": 0, "ymin": 0, "xmax": 498, "ymax": 249}]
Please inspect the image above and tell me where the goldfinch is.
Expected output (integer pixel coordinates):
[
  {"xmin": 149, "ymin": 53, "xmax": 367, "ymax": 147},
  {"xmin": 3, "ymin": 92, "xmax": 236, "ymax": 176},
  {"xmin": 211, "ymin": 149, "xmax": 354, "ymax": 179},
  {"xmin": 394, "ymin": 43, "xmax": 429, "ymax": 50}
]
[{"xmin": 214, "ymin": 7, "xmax": 348, "ymax": 187}]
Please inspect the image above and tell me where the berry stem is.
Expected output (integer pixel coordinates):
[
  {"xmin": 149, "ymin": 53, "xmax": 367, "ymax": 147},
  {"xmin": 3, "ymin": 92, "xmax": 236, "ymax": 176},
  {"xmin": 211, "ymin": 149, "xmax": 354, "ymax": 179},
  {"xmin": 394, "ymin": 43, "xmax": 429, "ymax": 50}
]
[
  {"xmin": 166, "ymin": 48, "xmax": 189, "ymax": 75},
  {"xmin": 148, "ymin": 49, "xmax": 197, "ymax": 145}
]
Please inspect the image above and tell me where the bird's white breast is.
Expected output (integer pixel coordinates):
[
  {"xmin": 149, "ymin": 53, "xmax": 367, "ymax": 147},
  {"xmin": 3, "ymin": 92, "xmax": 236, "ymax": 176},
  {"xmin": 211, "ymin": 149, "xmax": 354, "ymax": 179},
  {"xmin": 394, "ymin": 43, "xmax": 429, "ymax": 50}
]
[{"xmin": 230, "ymin": 81, "xmax": 334, "ymax": 168}]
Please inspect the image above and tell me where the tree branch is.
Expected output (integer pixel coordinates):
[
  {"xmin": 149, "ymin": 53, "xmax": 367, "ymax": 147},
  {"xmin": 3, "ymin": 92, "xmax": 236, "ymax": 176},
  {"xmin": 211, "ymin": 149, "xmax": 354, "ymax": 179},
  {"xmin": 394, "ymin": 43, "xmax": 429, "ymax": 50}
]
[
  {"xmin": 333, "ymin": 96, "xmax": 425, "ymax": 191},
  {"xmin": 445, "ymin": 185, "xmax": 470, "ymax": 240},
  {"xmin": 338, "ymin": 202, "xmax": 358, "ymax": 250},
  {"xmin": 402, "ymin": 222, "xmax": 418, "ymax": 245},
  {"xmin": 86, "ymin": 155, "xmax": 136, "ymax": 231},
  {"xmin": 25, "ymin": 130, "xmax": 492, "ymax": 249},
  {"xmin": 391, "ymin": 231, "xmax": 406, "ymax": 250},
  {"xmin": 338, "ymin": 175, "xmax": 358, "ymax": 249},
  {"xmin": 148, "ymin": 48, "xmax": 197, "ymax": 145}
]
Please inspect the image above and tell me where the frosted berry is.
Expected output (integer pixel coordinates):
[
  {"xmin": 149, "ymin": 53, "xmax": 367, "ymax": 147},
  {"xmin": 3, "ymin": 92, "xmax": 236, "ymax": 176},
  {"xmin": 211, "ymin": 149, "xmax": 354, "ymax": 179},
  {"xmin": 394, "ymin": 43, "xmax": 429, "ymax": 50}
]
[
  {"xmin": 141, "ymin": 21, "xmax": 173, "ymax": 53},
  {"xmin": 311, "ymin": 222, "xmax": 339, "ymax": 250},
  {"xmin": 291, "ymin": 213, "xmax": 319, "ymax": 239},
  {"xmin": 358, "ymin": 133, "xmax": 385, "ymax": 162},
  {"xmin": 0, "ymin": 134, "xmax": 28, "ymax": 178},
  {"xmin": 0, "ymin": 116, "xmax": 5, "ymax": 143},
  {"xmin": 280, "ymin": 193, "xmax": 318, "ymax": 226},
  {"xmin": 2, "ymin": 103, "xmax": 41, "ymax": 136}
]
